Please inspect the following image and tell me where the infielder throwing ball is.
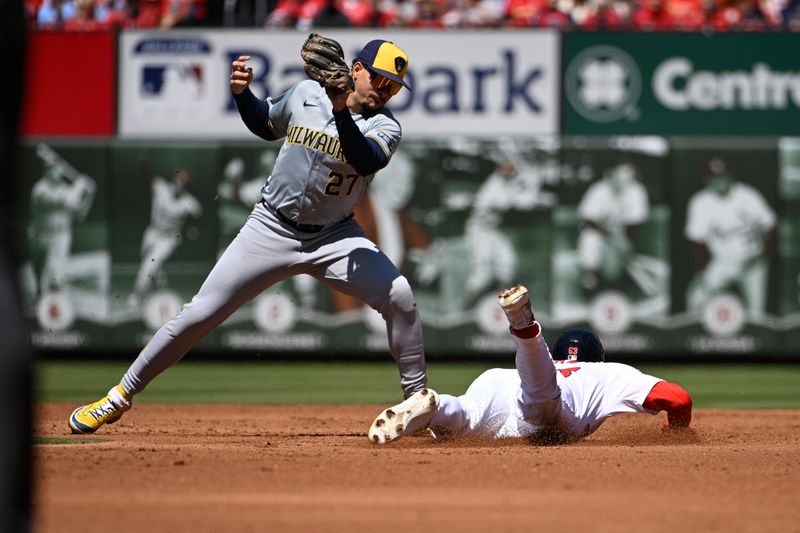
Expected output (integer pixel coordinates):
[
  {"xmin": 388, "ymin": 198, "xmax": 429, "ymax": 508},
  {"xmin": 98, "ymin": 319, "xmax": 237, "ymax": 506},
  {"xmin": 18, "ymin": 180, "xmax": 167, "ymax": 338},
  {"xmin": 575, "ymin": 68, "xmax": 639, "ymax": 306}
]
[
  {"xmin": 368, "ymin": 285, "xmax": 692, "ymax": 444},
  {"xmin": 69, "ymin": 34, "xmax": 427, "ymax": 434}
]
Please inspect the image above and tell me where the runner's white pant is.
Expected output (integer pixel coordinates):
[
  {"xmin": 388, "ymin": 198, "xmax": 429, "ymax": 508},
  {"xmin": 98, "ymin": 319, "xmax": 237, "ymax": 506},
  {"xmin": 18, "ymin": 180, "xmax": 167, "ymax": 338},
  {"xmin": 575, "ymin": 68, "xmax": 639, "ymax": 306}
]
[{"xmin": 429, "ymin": 330, "xmax": 561, "ymax": 437}]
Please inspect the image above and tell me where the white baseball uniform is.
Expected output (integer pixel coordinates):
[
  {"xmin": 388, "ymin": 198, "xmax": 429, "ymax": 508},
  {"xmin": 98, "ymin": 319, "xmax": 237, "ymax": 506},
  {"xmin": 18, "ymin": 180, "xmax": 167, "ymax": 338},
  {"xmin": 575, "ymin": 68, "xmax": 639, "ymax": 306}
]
[
  {"xmin": 685, "ymin": 182, "xmax": 776, "ymax": 312},
  {"xmin": 429, "ymin": 328, "xmax": 662, "ymax": 442},
  {"xmin": 132, "ymin": 176, "xmax": 202, "ymax": 298},
  {"xmin": 577, "ymin": 175, "xmax": 649, "ymax": 276},
  {"xmin": 28, "ymin": 174, "xmax": 96, "ymax": 293}
]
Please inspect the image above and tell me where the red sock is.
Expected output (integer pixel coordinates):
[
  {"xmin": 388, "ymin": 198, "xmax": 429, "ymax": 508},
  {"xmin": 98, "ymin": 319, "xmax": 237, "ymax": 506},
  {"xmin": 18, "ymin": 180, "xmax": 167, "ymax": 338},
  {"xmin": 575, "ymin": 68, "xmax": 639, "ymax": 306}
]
[{"xmin": 511, "ymin": 321, "xmax": 540, "ymax": 339}]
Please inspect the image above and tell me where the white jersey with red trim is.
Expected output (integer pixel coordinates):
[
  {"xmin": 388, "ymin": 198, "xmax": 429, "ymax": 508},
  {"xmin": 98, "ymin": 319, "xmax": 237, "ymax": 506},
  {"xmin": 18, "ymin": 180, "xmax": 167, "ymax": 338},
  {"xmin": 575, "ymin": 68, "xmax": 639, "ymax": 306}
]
[
  {"xmin": 430, "ymin": 334, "xmax": 663, "ymax": 441},
  {"xmin": 546, "ymin": 361, "xmax": 662, "ymax": 438}
]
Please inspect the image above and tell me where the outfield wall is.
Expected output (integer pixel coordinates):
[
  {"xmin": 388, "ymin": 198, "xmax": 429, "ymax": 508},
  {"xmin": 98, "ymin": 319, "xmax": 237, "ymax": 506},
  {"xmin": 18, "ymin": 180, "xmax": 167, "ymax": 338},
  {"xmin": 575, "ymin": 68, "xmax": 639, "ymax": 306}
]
[
  {"xmin": 17, "ymin": 137, "xmax": 800, "ymax": 356},
  {"xmin": 17, "ymin": 30, "xmax": 800, "ymax": 357}
]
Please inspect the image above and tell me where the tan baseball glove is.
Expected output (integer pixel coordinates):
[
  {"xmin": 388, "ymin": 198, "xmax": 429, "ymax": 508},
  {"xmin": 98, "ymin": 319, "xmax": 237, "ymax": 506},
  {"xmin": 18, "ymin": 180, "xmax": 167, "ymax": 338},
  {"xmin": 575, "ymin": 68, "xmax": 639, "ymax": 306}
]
[{"xmin": 300, "ymin": 33, "xmax": 355, "ymax": 95}]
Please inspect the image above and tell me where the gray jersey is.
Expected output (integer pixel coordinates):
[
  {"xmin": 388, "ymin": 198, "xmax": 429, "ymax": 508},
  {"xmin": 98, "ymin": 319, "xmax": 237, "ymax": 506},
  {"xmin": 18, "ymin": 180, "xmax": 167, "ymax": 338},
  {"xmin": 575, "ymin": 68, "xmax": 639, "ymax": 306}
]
[{"xmin": 262, "ymin": 80, "xmax": 402, "ymax": 226}]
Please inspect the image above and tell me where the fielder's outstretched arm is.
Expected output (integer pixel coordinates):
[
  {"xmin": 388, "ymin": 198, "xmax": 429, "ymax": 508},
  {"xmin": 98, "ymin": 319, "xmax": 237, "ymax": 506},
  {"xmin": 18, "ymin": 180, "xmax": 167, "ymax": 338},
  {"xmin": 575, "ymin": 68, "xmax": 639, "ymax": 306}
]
[
  {"xmin": 233, "ymin": 88, "xmax": 278, "ymax": 141},
  {"xmin": 230, "ymin": 55, "xmax": 279, "ymax": 142}
]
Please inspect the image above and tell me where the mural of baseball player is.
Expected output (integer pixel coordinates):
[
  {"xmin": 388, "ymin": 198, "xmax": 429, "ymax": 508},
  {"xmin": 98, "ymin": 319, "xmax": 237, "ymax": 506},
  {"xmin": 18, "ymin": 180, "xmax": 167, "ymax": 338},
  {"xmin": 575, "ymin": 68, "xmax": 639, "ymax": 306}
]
[
  {"xmin": 217, "ymin": 150, "xmax": 276, "ymax": 245},
  {"xmin": 685, "ymin": 157, "xmax": 776, "ymax": 315},
  {"xmin": 218, "ymin": 150, "xmax": 274, "ymax": 213},
  {"xmin": 464, "ymin": 157, "xmax": 540, "ymax": 300},
  {"xmin": 412, "ymin": 138, "xmax": 554, "ymax": 311},
  {"xmin": 369, "ymin": 284, "xmax": 694, "ymax": 445},
  {"xmin": 128, "ymin": 158, "xmax": 202, "ymax": 307},
  {"xmin": 27, "ymin": 143, "xmax": 97, "ymax": 298},
  {"xmin": 577, "ymin": 160, "xmax": 650, "ymax": 295}
]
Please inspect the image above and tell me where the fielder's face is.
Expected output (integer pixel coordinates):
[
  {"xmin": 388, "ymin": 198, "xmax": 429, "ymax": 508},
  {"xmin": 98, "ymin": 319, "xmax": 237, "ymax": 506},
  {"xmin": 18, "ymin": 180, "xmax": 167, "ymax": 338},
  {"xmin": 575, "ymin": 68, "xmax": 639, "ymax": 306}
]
[{"xmin": 351, "ymin": 62, "xmax": 401, "ymax": 112}]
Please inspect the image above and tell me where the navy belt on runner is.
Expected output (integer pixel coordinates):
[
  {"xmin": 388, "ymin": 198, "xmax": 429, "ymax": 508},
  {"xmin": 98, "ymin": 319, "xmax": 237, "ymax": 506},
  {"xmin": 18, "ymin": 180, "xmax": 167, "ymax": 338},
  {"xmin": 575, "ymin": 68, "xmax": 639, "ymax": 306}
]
[{"xmin": 264, "ymin": 201, "xmax": 326, "ymax": 233}]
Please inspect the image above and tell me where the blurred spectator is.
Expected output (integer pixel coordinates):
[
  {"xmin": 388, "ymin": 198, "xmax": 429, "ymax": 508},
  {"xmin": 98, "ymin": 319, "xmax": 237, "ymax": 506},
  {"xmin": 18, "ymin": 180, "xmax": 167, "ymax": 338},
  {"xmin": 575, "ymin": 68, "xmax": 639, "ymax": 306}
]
[
  {"xmin": 504, "ymin": 0, "xmax": 547, "ymax": 25},
  {"xmin": 759, "ymin": 0, "xmax": 785, "ymax": 24},
  {"xmin": 308, "ymin": 0, "xmax": 351, "ymax": 26},
  {"xmin": 571, "ymin": 0, "xmax": 597, "ymax": 25},
  {"xmin": 536, "ymin": 0, "xmax": 573, "ymax": 25},
  {"xmin": 25, "ymin": 0, "xmax": 41, "ymax": 26},
  {"xmin": 665, "ymin": 0, "xmax": 705, "ymax": 29},
  {"xmin": 634, "ymin": 0, "xmax": 705, "ymax": 29},
  {"xmin": 36, "ymin": 0, "xmax": 74, "ymax": 29},
  {"xmin": 95, "ymin": 0, "xmax": 128, "ymax": 25},
  {"xmin": 576, "ymin": 0, "xmax": 633, "ymax": 28},
  {"xmin": 738, "ymin": 0, "xmax": 777, "ymax": 28},
  {"xmin": 703, "ymin": 0, "xmax": 744, "ymax": 30},
  {"xmin": 268, "ymin": 0, "xmax": 375, "ymax": 27},
  {"xmin": 23, "ymin": 0, "xmax": 800, "ymax": 35},
  {"xmin": 61, "ymin": 0, "xmax": 108, "ymax": 30},
  {"xmin": 122, "ymin": 0, "xmax": 162, "ymax": 26},
  {"xmin": 441, "ymin": 0, "xmax": 503, "ymax": 27},
  {"xmin": 160, "ymin": 0, "xmax": 208, "ymax": 26},
  {"xmin": 370, "ymin": 0, "xmax": 404, "ymax": 26},
  {"xmin": 265, "ymin": 0, "xmax": 304, "ymax": 26},
  {"xmin": 407, "ymin": 0, "xmax": 447, "ymax": 26},
  {"xmin": 389, "ymin": 0, "xmax": 424, "ymax": 24},
  {"xmin": 784, "ymin": 0, "xmax": 800, "ymax": 28},
  {"xmin": 632, "ymin": 0, "xmax": 674, "ymax": 29}
]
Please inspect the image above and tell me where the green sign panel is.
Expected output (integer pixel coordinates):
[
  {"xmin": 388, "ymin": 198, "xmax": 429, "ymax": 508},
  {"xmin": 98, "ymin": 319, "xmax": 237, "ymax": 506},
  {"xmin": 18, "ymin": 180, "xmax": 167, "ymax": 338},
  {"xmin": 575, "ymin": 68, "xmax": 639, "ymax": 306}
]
[
  {"xmin": 562, "ymin": 33, "xmax": 800, "ymax": 135},
  {"xmin": 15, "ymin": 137, "xmax": 800, "ymax": 357}
]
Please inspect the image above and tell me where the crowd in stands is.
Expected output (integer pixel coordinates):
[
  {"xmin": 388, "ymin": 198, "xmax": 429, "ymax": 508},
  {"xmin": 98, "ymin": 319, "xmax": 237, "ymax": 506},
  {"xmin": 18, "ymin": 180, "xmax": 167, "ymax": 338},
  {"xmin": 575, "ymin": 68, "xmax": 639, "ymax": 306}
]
[{"xmin": 25, "ymin": 0, "xmax": 800, "ymax": 31}]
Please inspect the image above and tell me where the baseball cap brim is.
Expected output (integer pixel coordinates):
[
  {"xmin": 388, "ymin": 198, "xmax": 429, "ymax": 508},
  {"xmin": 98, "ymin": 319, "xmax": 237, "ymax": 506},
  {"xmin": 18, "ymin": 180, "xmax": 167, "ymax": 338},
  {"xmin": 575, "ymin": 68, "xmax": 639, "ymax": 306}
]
[{"xmin": 364, "ymin": 65, "xmax": 411, "ymax": 91}]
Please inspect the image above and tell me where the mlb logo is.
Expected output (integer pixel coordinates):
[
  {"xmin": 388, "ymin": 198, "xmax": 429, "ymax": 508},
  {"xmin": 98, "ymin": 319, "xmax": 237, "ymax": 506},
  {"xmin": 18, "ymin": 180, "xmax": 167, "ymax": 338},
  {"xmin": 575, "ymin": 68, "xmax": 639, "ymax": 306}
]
[
  {"xmin": 141, "ymin": 64, "xmax": 204, "ymax": 99},
  {"xmin": 568, "ymin": 346, "xmax": 579, "ymax": 356}
]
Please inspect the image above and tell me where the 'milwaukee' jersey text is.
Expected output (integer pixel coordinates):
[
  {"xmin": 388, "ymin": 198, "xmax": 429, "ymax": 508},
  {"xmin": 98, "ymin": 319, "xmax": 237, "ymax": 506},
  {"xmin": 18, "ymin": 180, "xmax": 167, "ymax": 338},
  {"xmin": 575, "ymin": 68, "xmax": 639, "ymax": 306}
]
[
  {"xmin": 285, "ymin": 125, "xmax": 347, "ymax": 164},
  {"xmin": 262, "ymin": 80, "xmax": 402, "ymax": 227}
]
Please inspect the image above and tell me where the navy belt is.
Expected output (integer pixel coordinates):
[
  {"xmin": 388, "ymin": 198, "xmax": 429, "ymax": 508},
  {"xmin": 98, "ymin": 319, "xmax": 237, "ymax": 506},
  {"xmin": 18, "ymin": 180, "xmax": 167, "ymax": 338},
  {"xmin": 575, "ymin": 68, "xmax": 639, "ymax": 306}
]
[
  {"xmin": 264, "ymin": 201, "xmax": 352, "ymax": 233},
  {"xmin": 268, "ymin": 203, "xmax": 325, "ymax": 233}
]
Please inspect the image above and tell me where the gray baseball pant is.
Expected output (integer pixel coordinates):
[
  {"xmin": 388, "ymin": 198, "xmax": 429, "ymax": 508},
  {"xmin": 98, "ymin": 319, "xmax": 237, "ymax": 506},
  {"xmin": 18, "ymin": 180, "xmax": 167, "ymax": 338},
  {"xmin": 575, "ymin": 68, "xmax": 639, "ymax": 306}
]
[{"xmin": 120, "ymin": 201, "xmax": 427, "ymax": 398}]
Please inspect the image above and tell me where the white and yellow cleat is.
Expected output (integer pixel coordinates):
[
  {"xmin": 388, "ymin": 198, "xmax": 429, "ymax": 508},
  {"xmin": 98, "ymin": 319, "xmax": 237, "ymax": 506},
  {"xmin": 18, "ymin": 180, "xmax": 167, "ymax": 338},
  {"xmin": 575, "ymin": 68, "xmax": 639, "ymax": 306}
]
[
  {"xmin": 368, "ymin": 388, "xmax": 439, "ymax": 444},
  {"xmin": 498, "ymin": 284, "xmax": 534, "ymax": 330},
  {"xmin": 68, "ymin": 385, "xmax": 132, "ymax": 434}
]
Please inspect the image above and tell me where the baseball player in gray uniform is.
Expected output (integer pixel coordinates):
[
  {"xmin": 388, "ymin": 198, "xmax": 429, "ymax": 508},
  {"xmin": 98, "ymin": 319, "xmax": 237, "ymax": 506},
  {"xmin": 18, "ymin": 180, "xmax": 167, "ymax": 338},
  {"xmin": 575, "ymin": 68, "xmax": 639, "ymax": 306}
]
[{"xmin": 69, "ymin": 35, "xmax": 427, "ymax": 434}]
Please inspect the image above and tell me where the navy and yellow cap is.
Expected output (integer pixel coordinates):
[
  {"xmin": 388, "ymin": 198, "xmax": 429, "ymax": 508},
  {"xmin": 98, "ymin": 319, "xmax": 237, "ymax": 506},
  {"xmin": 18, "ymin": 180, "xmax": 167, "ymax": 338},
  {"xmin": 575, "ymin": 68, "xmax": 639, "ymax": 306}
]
[{"xmin": 355, "ymin": 39, "xmax": 411, "ymax": 91}]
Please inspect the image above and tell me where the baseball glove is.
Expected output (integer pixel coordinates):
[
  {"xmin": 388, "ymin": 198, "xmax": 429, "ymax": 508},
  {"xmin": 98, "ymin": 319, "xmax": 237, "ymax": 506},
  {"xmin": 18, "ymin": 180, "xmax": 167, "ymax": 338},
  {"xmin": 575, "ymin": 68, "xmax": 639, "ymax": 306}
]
[{"xmin": 301, "ymin": 33, "xmax": 354, "ymax": 95}]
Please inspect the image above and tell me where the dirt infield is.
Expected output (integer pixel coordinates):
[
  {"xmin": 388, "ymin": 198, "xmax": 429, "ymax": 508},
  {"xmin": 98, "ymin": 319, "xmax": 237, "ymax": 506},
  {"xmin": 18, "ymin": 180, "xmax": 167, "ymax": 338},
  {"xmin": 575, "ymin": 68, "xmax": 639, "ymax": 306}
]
[{"xmin": 34, "ymin": 403, "xmax": 800, "ymax": 533}]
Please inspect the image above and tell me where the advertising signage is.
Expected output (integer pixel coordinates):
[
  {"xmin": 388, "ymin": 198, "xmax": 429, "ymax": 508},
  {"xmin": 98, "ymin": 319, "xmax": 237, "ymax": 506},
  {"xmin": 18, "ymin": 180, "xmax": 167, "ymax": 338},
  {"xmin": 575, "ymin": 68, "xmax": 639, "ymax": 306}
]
[
  {"xmin": 563, "ymin": 33, "xmax": 800, "ymax": 135},
  {"xmin": 119, "ymin": 30, "xmax": 560, "ymax": 138}
]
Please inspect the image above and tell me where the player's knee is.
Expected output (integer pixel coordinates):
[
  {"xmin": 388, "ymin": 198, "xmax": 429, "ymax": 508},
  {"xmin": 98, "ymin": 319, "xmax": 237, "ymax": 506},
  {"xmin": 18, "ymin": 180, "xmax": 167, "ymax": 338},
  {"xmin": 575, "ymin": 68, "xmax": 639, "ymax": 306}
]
[
  {"xmin": 371, "ymin": 275, "xmax": 415, "ymax": 315},
  {"xmin": 389, "ymin": 275, "xmax": 416, "ymax": 307}
]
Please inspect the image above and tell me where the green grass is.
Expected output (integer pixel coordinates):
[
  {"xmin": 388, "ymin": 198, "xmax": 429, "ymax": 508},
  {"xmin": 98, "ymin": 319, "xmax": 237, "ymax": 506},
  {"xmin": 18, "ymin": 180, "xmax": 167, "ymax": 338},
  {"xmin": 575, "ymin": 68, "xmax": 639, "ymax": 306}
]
[{"xmin": 37, "ymin": 361, "xmax": 800, "ymax": 408}]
